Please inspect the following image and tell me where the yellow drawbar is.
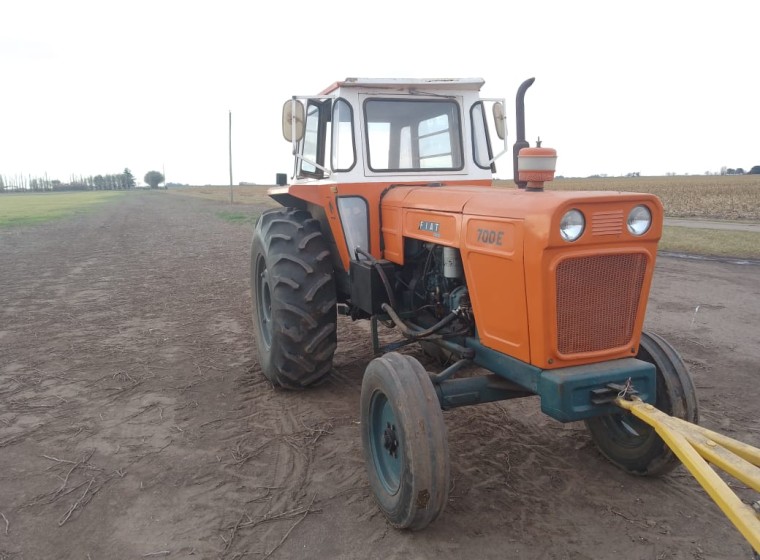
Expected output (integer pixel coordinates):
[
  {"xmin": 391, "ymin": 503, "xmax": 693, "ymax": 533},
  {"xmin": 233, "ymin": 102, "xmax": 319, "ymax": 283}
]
[{"xmin": 615, "ymin": 397, "xmax": 760, "ymax": 554}]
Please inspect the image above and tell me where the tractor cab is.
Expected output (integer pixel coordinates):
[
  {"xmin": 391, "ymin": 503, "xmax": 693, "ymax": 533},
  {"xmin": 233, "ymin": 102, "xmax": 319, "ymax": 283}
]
[{"xmin": 278, "ymin": 78, "xmax": 507, "ymax": 187}]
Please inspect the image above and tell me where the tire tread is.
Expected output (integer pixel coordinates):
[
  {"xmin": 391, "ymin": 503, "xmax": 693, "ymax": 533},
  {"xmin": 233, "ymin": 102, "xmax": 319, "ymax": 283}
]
[{"xmin": 250, "ymin": 208, "xmax": 337, "ymax": 388}]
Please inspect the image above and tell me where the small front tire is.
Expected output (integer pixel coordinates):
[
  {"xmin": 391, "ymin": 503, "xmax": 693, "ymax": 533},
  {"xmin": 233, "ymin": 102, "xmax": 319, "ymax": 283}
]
[{"xmin": 360, "ymin": 352, "xmax": 449, "ymax": 530}]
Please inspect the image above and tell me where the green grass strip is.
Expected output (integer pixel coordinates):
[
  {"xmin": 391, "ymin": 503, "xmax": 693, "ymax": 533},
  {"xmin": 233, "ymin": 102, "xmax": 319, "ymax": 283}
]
[
  {"xmin": 0, "ymin": 191, "xmax": 126, "ymax": 227},
  {"xmin": 215, "ymin": 210, "xmax": 259, "ymax": 225},
  {"xmin": 660, "ymin": 226, "xmax": 760, "ymax": 259}
]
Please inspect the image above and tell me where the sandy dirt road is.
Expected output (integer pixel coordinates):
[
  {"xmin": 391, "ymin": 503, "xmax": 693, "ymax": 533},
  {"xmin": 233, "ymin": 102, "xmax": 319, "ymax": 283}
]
[{"xmin": 1, "ymin": 192, "xmax": 758, "ymax": 560}]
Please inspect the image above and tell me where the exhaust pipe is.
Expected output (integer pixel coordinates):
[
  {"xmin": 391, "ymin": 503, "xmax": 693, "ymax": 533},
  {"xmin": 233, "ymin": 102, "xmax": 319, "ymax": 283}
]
[{"xmin": 513, "ymin": 77, "xmax": 535, "ymax": 189}]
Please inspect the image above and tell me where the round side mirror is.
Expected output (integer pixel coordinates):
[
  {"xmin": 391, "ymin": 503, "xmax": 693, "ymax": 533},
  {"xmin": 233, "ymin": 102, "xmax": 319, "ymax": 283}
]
[
  {"xmin": 492, "ymin": 102, "xmax": 506, "ymax": 140},
  {"xmin": 282, "ymin": 100, "xmax": 305, "ymax": 142}
]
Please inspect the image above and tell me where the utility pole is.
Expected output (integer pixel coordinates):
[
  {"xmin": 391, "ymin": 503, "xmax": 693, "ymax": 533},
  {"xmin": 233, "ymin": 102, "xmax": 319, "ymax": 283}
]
[{"xmin": 229, "ymin": 110, "xmax": 233, "ymax": 204}]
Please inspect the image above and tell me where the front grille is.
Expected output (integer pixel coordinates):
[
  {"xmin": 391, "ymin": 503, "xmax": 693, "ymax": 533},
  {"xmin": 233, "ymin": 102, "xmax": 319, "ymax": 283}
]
[{"xmin": 556, "ymin": 254, "xmax": 647, "ymax": 354}]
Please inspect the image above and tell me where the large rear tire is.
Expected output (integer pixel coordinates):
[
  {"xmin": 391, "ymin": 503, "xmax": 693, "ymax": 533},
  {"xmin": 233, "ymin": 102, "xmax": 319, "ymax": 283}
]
[
  {"xmin": 585, "ymin": 331, "xmax": 699, "ymax": 476},
  {"xmin": 360, "ymin": 352, "xmax": 450, "ymax": 530},
  {"xmin": 250, "ymin": 208, "xmax": 337, "ymax": 389}
]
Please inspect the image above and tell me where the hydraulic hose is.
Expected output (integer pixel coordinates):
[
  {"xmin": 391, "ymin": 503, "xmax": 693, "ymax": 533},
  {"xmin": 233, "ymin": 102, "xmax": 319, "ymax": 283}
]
[{"xmin": 380, "ymin": 303, "xmax": 459, "ymax": 339}]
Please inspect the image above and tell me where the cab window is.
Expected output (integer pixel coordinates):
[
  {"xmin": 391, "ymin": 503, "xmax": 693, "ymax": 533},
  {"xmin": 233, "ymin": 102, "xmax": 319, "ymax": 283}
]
[
  {"xmin": 331, "ymin": 98, "xmax": 355, "ymax": 172},
  {"xmin": 364, "ymin": 99, "xmax": 463, "ymax": 172},
  {"xmin": 471, "ymin": 101, "xmax": 495, "ymax": 171},
  {"xmin": 298, "ymin": 100, "xmax": 331, "ymax": 179}
]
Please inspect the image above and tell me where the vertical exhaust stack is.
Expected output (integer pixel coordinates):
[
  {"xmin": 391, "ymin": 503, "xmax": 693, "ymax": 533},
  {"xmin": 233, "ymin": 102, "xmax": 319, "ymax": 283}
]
[
  {"xmin": 513, "ymin": 78, "xmax": 535, "ymax": 189},
  {"xmin": 513, "ymin": 78, "xmax": 558, "ymax": 192}
]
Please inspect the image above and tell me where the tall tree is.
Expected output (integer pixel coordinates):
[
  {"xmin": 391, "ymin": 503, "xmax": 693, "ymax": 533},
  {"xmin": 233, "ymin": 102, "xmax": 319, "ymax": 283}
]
[{"xmin": 122, "ymin": 168, "xmax": 136, "ymax": 189}]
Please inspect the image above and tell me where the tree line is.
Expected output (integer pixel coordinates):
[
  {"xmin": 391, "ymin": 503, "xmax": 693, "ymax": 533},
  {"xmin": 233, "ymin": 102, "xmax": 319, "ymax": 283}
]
[{"xmin": 0, "ymin": 168, "xmax": 137, "ymax": 193}]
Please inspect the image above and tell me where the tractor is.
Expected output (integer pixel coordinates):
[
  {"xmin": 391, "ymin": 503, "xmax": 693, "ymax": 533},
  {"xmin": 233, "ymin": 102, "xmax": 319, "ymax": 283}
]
[{"xmin": 250, "ymin": 78, "xmax": 760, "ymax": 549}]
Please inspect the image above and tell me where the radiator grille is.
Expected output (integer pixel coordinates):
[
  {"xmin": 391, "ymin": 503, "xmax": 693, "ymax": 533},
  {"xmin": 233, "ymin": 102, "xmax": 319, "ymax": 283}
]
[{"xmin": 556, "ymin": 254, "xmax": 647, "ymax": 354}]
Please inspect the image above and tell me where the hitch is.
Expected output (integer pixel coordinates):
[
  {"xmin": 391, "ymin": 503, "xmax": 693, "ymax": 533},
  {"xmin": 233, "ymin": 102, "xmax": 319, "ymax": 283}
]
[{"xmin": 590, "ymin": 379, "xmax": 639, "ymax": 405}]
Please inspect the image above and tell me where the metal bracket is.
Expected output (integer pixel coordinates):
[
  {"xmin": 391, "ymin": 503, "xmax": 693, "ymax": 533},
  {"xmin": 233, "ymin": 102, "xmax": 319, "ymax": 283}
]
[{"xmin": 590, "ymin": 381, "xmax": 639, "ymax": 405}]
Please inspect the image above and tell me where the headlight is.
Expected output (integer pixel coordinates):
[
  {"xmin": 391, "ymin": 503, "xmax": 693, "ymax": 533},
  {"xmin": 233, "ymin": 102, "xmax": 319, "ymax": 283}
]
[
  {"xmin": 559, "ymin": 209, "xmax": 585, "ymax": 242},
  {"xmin": 627, "ymin": 205, "xmax": 652, "ymax": 236}
]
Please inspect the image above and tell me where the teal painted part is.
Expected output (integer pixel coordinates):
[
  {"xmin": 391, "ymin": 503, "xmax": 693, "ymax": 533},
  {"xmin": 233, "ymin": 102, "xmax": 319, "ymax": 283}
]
[
  {"xmin": 466, "ymin": 338, "xmax": 542, "ymax": 392},
  {"xmin": 463, "ymin": 338, "xmax": 656, "ymax": 422},
  {"xmin": 434, "ymin": 374, "xmax": 534, "ymax": 410},
  {"xmin": 368, "ymin": 391, "xmax": 402, "ymax": 493},
  {"xmin": 538, "ymin": 358, "xmax": 656, "ymax": 422}
]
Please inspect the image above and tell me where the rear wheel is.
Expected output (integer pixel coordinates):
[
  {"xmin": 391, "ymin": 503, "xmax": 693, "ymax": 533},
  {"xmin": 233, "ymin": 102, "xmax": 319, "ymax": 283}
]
[
  {"xmin": 585, "ymin": 331, "xmax": 699, "ymax": 476},
  {"xmin": 360, "ymin": 352, "xmax": 449, "ymax": 530},
  {"xmin": 250, "ymin": 208, "xmax": 337, "ymax": 388}
]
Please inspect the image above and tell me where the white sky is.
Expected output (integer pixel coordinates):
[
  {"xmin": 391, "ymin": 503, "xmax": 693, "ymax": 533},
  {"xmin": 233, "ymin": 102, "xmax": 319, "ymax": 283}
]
[{"xmin": 2, "ymin": 0, "xmax": 758, "ymax": 185}]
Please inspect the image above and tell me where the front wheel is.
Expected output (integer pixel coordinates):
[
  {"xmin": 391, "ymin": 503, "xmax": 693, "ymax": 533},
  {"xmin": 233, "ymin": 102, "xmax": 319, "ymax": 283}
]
[
  {"xmin": 360, "ymin": 352, "xmax": 449, "ymax": 530},
  {"xmin": 585, "ymin": 331, "xmax": 699, "ymax": 476}
]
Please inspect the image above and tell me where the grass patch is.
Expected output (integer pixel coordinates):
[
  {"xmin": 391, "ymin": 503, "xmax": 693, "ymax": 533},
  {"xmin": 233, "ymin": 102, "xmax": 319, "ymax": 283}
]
[
  {"xmin": 0, "ymin": 191, "xmax": 126, "ymax": 227},
  {"xmin": 660, "ymin": 226, "xmax": 760, "ymax": 260},
  {"xmin": 216, "ymin": 210, "xmax": 260, "ymax": 225}
]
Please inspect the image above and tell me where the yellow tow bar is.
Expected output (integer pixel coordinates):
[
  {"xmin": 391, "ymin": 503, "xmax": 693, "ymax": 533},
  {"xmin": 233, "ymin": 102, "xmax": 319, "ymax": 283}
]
[{"xmin": 615, "ymin": 397, "xmax": 760, "ymax": 554}]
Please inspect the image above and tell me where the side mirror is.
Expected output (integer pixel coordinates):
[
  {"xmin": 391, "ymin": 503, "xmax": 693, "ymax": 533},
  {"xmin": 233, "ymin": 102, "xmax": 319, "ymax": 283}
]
[
  {"xmin": 282, "ymin": 99, "xmax": 305, "ymax": 142},
  {"xmin": 492, "ymin": 102, "xmax": 506, "ymax": 140}
]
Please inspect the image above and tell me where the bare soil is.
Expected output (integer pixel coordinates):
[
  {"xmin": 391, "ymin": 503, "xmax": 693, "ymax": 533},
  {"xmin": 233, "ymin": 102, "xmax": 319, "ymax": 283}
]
[{"xmin": 1, "ymin": 192, "xmax": 758, "ymax": 560}]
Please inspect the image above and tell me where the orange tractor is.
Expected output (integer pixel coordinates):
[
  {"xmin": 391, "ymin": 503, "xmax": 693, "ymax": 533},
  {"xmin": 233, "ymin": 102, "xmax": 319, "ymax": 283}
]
[{"xmin": 250, "ymin": 78, "xmax": 759, "ymax": 549}]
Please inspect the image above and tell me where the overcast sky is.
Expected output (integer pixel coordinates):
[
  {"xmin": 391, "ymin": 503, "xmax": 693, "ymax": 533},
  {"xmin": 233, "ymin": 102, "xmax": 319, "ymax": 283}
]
[{"xmin": 2, "ymin": 0, "xmax": 758, "ymax": 186}]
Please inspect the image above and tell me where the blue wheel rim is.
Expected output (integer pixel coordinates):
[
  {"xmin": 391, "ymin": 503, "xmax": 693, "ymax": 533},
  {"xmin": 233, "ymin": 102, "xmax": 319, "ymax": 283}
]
[{"xmin": 369, "ymin": 391, "xmax": 402, "ymax": 494}]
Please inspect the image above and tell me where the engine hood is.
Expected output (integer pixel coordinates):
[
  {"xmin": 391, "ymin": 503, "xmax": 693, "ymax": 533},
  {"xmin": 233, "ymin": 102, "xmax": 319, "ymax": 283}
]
[{"xmin": 382, "ymin": 184, "xmax": 660, "ymax": 221}]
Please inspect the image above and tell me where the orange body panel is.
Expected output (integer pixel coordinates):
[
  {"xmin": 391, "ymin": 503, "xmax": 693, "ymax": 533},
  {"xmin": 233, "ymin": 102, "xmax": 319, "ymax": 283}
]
[
  {"xmin": 520, "ymin": 195, "xmax": 662, "ymax": 368},
  {"xmin": 460, "ymin": 216, "xmax": 529, "ymax": 362}
]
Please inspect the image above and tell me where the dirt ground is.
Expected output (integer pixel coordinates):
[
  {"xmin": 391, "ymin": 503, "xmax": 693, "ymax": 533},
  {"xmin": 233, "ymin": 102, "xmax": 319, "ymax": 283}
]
[{"xmin": 1, "ymin": 192, "xmax": 758, "ymax": 560}]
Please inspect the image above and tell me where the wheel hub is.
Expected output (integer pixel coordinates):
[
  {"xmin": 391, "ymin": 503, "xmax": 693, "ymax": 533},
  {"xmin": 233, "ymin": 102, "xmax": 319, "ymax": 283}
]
[
  {"xmin": 383, "ymin": 422, "xmax": 398, "ymax": 458},
  {"xmin": 255, "ymin": 255, "xmax": 273, "ymax": 349}
]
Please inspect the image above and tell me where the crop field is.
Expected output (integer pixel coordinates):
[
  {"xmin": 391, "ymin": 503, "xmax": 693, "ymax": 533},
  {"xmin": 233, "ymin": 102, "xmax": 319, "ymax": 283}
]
[
  {"xmin": 0, "ymin": 191, "xmax": 126, "ymax": 227},
  {"xmin": 537, "ymin": 174, "xmax": 760, "ymax": 221}
]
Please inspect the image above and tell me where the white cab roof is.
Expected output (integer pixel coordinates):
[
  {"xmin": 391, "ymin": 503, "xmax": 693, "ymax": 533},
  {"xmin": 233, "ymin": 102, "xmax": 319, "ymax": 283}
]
[{"xmin": 320, "ymin": 78, "xmax": 485, "ymax": 95}]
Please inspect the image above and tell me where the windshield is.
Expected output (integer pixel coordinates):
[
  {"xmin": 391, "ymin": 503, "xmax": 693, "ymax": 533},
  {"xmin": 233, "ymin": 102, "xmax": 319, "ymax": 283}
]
[{"xmin": 364, "ymin": 99, "xmax": 463, "ymax": 172}]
